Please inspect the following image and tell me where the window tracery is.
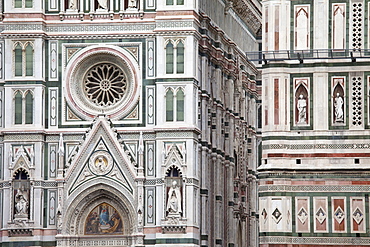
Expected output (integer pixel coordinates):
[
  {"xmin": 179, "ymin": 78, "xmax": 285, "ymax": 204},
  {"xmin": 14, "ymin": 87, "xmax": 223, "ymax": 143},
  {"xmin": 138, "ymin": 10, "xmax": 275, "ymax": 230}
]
[
  {"xmin": 84, "ymin": 63, "xmax": 127, "ymax": 107},
  {"xmin": 165, "ymin": 87, "xmax": 185, "ymax": 122},
  {"xmin": 165, "ymin": 39, "xmax": 185, "ymax": 75},
  {"xmin": 14, "ymin": 90, "xmax": 34, "ymax": 125},
  {"xmin": 13, "ymin": 41, "xmax": 34, "ymax": 77}
]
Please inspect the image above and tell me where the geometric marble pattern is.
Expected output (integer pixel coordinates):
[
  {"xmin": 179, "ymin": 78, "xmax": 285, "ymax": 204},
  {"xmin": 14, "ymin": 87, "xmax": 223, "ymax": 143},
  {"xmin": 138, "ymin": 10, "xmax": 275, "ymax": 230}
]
[
  {"xmin": 297, "ymin": 207, "xmax": 308, "ymax": 224},
  {"xmin": 315, "ymin": 207, "xmax": 326, "ymax": 225},
  {"xmin": 272, "ymin": 208, "xmax": 282, "ymax": 224},
  {"xmin": 352, "ymin": 207, "xmax": 364, "ymax": 225},
  {"xmin": 333, "ymin": 206, "xmax": 345, "ymax": 224}
]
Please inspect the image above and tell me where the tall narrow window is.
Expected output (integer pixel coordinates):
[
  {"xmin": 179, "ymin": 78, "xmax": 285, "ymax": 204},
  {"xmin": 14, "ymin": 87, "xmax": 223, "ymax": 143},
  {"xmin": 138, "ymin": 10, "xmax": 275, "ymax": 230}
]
[
  {"xmin": 25, "ymin": 44, "xmax": 33, "ymax": 76},
  {"xmin": 25, "ymin": 92, "xmax": 33, "ymax": 124},
  {"xmin": 176, "ymin": 89, "xmax": 184, "ymax": 121},
  {"xmin": 176, "ymin": 42, "xmax": 184, "ymax": 74},
  {"xmin": 166, "ymin": 90, "xmax": 174, "ymax": 121},
  {"xmin": 14, "ymin": 44, "xmax": 23, "ymax": 77},
  {"xmin": 15, "ymin": 91, "xmax": 23, "ymax": 125},
  {"xmin": 166, "ymin": 42, "xmax": 174, "ymax": 74}
]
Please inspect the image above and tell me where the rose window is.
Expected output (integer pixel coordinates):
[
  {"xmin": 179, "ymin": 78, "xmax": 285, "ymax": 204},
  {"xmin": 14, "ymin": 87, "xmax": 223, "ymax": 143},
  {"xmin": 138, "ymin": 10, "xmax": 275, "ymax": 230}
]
[{"xmin": 84, "ymin": 63, "xmax": 127, "ymax": 107}]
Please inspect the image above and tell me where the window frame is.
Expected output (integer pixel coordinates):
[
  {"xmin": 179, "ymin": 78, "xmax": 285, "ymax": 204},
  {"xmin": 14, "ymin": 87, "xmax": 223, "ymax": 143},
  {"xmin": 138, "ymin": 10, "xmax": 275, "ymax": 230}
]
[
  {"xmin": 13, "ymin": 89, "xmax": 34, "ymax": 126},
  {"xmin": 165, "ymin": 87, "xmax": 185, "ymax": 122},
  {"xmin": 165, "ymin": 39, "xmax": 185, "ymax": 75}
]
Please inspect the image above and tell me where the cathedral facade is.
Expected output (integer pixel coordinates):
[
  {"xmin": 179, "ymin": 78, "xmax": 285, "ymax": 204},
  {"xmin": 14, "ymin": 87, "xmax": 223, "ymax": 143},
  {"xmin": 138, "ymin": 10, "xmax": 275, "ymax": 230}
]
[
  {"xmin": 258, "ymin": 0, "xmax": 370, "ymax": 246},
  {"xmin": 0, "ymin": 0, "xmax": 261, "ymax": 246}
]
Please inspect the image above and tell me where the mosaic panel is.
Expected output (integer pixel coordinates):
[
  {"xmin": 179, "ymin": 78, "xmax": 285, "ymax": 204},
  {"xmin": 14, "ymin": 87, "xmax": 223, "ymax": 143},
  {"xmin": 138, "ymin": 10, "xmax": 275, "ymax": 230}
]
[
  {"xmin": 146, "ymin": 86, "xmax": 155, "ymax": 125},
  {"xmin": 295, "ymin": 197, "xmax": 309, "ymax": 233},
  {"xmin": 49, "ymin": 88, "xmax": 58, "ymax": 127},
  {"xmin": 85, "ymin": 203, "xmax": 123, "ymax": 235},
  {"xmin": 146, "ymin": 40, "xmax": 155, "ymax": 77},
  {"xmin": 351, "ymin": 197, "xmax": 365, "ymax": 233},
  {"xmin": 49, "ymin": 144, "xmax": 57, "ymax": 178},
  {"xmin": 146, "ymin": 141, "xmax": 155, "ymax": 177},
  {"xmin": 49, "ymin": 41, "xmax": 58, "ymax": 80},
  {"xmin": 314, "ymin": 197, "xmax": 328, "ymax": 233},
  {"xmin": 49, "ymin": 190, "xmax": 56, "ymax": 225},
  {"xmin": 332, "ymin": 197, "xmax": 346, "ymax": 232},
  {"xmin": 145, "ymin": 188, "xmax": 155, "ymax": 225}
]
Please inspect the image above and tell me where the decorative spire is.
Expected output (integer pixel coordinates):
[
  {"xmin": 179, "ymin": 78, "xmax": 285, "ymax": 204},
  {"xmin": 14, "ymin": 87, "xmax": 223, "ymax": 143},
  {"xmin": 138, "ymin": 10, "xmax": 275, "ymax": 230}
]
[
  {"xmin": 58, "ymin": 133, "xmax": 64, "ymax": 156},
  {"xmin": 138, "ymin": 132, "xmax": 144, "ymax": 155}
]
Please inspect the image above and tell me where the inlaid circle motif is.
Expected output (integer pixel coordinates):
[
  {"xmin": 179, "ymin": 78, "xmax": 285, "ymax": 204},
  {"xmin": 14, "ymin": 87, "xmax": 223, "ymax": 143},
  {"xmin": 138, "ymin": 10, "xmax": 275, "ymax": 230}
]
[
  {"xmin": 84, "ymin": 63, "xmax": 127, "ymax": 107},
  {"xmin": 89, "ymin": 151, "xmax": 113, "ymax": 176}
]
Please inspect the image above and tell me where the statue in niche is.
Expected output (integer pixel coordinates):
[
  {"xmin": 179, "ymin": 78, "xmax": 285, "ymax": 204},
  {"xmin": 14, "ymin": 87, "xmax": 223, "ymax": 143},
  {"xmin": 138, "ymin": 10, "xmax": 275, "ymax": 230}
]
[
  {"xmin": 15, "ymin": 186, "xmax": 28, "ymax": 216},
  {"xmin": 334, "ymin": 93, "xmax": 344, "ymax": 122},
  {"xmin": 97, "ymin": 0, "xmax": 108, "ymax": 9},
  {"xmin": 297, "ymin": 94, "xmax": 307, "ymax": 124},
  {"xmin": 166, "ymin": 180, "xmax": 182, "ymax": 214},
  {"xmin": 68, "ymin": 0, "xmax": 78, "ymax": 10},
  {"xmin": 128, "ymin": 0, "xmax": 137, "ymax": 8}
]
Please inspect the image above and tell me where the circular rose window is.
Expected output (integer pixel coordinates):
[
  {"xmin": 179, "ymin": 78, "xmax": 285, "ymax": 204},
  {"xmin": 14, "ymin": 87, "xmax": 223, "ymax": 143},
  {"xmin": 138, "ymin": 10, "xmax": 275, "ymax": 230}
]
[
  {"xmin": 64, "ymin": 45, "xmax": 140, "ymax": 120},
  {"xmin": 84, "ymin": 63, "xmax": 127, "ymax": 107}
]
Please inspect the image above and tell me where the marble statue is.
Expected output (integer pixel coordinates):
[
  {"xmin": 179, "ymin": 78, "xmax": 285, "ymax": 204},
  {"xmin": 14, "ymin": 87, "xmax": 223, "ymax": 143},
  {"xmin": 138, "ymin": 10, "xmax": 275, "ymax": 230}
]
[
  {"xmin": 15, "ymin": 186, "xmax": 28, "ymax": 215},
  {"xmin": 68, "ymin": 0, "xmax": 78, "ymax": 9},
  {"xmin": 166, "ymin": 180, "xmax": 182, "ymax": 214},
  {"xmin": 297, "ymin": 94, "xmax": 307, "ymax": 124},
  {"xmin": 97, "ymin": 0, "xmax": 108, "ymax": 9},
  {"xmin": 334, "ymin": 93, "xmax": 343, "ymax": 122},
  {"xmin": 128, "ymin": 0, "xmax": 137, "ymax": 8}
]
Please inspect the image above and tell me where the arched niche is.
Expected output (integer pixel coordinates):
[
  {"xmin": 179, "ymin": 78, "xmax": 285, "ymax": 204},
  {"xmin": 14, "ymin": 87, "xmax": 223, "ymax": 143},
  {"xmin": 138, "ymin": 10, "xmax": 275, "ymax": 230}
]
[
  {"xmin": 63, "ymin": 184, "xmax": 135, "ymax": 237},
  {"xmin": 165, "ymin": 166, "xmax": 183, "ymax": 217},
  {"xmin": 295, "ymin": 84, "xmax": 309, "ymax": 125},
  {"xmin": 333, "ymin": 83, "xmax": 345, "ymax": 123}
]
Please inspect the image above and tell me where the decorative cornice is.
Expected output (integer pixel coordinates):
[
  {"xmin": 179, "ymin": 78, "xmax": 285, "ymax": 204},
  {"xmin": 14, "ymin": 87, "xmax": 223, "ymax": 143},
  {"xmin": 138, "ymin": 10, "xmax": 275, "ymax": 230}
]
[
  {"xmin": 260, "ymin": 236, "xmax": 370, "ymax": 245},
  {"xmin": 259, "ymin": 184, "xmax": 370, "ymax": 193},
  {"xmin": 231, "ymin": 0, "xmax": 262, "ymax": 35}
]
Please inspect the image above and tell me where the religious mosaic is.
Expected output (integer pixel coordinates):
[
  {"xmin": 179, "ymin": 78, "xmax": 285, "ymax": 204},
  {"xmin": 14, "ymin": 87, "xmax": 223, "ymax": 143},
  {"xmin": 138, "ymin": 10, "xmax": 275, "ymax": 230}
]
[{"xmin": 85, "ymin": 203, "xmax": 123, "ymax": 235}]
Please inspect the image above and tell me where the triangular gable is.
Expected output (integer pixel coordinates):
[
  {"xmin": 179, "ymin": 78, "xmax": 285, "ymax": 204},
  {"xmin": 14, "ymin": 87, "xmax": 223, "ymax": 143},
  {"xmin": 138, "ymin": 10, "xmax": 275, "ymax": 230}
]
[
  {"xmin": 68, "ymin": 137, "xmax": 133, "ymax": 195},
  {"xmin": 65, "ymin": 116, "xmax": 136, "ymax": 196}
]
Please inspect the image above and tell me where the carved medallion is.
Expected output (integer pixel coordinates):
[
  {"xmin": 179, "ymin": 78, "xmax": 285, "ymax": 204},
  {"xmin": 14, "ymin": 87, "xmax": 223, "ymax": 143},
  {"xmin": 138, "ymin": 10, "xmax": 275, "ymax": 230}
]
[{"xmin": 89, "ymin": 151, "xmax": 113, "ymax": 176}]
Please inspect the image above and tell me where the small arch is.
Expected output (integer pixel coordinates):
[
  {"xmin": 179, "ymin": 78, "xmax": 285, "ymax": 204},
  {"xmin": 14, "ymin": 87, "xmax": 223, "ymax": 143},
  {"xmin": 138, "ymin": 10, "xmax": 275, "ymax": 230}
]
[
  {"xmin": 14, "ymin": 43, "xmax": 23, "ymax": 77},
  {"xmin": 25, "ymin": 91, "xmax": 34, "ymax": 124},
  {"xmin": 25, "ymin": 44, "xmax": 34, "ymax": 76},
  {"xmin": 176, "ymin": 41, "xmax": 184, "ymax": 74},
  {"xmin": 166, "ymin": 165, "xmax": 182, "ymax": 177},
  {"xmin": 14, "ymin": 91, "xmax": 23, "ymax": 124},
  {"xmin": 165, "ymin": 42, "xmax": 174, "ymax": 74},
  {"xmin": 165, "ymin": 89, "xmax": 174, "ymax": 121},
  {"xmin": 176, "ymin": 88, "xmax": 184, "ymax": 121},
  {"xmin": 64, "ymin": 183, "xmax": 135, "ymax": 237}
]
